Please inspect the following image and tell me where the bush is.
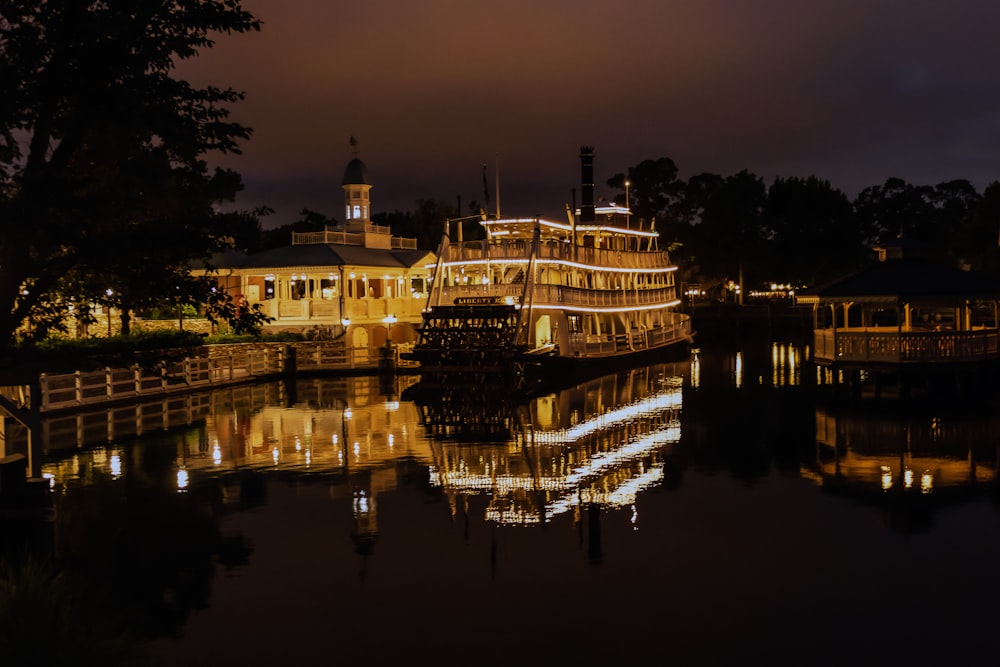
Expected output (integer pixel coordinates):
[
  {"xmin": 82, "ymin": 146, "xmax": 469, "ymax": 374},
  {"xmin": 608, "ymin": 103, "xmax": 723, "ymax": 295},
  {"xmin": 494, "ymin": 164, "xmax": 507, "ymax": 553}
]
[{"xmin": 9, "ymin": 330, "xmax": 208, "ymax": 373}]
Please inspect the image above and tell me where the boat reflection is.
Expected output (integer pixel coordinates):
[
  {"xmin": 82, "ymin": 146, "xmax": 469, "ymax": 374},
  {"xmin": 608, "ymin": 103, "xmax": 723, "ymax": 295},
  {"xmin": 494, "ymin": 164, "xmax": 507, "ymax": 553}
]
[{"xmin": 411, "ymin": 361, "xmax": 687, "ymax": 526}]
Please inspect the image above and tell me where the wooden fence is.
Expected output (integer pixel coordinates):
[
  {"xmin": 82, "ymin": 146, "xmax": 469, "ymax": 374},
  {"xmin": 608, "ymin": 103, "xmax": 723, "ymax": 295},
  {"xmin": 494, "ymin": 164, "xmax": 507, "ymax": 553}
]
[{"xmin": 30, "ymin": 342, "xmax": 393, "ymax": 413}]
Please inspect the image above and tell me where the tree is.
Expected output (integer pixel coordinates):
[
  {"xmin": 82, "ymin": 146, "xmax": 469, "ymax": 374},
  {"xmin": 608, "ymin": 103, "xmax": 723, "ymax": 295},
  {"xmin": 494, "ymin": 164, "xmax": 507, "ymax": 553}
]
[
  {"xmin": 0, "ymin": 1, "xmax": 262, "ymax": 348},
  {"xmin": 373, "ymin": 198, "xmax": 460, "ymax": 250},
  {"xmin": 761, "ymin": 176, "xmax": 862, "ymax": 286},
  {"xmin": 258, "ymin": 208, "xmax": 335, "ymax": 251},
  {"xmin": 960, "ymin": 181, "xmax": 1000, "ymax": 272},
  {"xmin": 853, "ymin": 177, "xmax": 981, "ymax": 265},
  {"xmin": 686, "ymin": 170, "xmax": 768, "ymax": 289},
  {"xmin": 606, "ymin": 157, "xmax": 685, "ymax": 239}
]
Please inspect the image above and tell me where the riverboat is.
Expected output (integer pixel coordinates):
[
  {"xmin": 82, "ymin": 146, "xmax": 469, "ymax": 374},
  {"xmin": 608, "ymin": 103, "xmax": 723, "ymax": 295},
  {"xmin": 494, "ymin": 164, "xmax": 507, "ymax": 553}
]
[{"xmin": 406, "ymin": 147, "xmax": 694, "ymax": 382}]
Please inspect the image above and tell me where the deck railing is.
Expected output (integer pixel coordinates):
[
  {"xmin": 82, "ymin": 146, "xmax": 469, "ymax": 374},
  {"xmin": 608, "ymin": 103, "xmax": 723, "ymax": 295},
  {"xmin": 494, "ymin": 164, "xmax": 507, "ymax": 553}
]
[
  {"xmin": 812, "ymin": 328, "xmax": 1000, "ymax": 364},
  {"xmin": 33, "ymin": 342, "xmax": 382, "ymax": 413},
  {"xmin": 442, "ymin": 239, "xmax": 676, "ymax": 271},
  {"xmin": 435, "ymin": 283, "xmax": 679, "ymax": 310}
]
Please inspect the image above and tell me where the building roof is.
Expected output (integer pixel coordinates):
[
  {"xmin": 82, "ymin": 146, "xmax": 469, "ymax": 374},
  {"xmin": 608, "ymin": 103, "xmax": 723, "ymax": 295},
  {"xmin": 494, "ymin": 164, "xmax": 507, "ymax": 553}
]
[
  {"xmin": 211, "ymin": 243, "xmax": 433, "ymax": 271},
  {"xmin": 798, "ymin": 258, "xmax": 1000, "ymax": 303},
  {"xmin": 341, "ymin": 157, "xmax": 370, "ymax": 186}
]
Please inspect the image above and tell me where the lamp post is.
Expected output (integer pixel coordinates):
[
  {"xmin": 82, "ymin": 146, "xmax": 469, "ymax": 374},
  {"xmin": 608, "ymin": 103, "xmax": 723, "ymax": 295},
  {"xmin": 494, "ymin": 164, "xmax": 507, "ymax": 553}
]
[
  {"xmin": 624, "ymin": 180, "xmax": 631, "ymax": 228},
  {"xmin": 380, "ymin": 314, "xmax": 399, "ymax": 377},
  {"xmin": 105, "ymin": 288, "xmax": 113, "ymax": 336},
  {"xmin": 383, "ymin": 313, "xmax": 397, "ymax": 349}
]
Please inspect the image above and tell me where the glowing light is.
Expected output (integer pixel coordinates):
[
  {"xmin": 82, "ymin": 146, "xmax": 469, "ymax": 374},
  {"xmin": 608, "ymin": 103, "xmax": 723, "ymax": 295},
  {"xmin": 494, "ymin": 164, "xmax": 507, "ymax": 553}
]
[
  {"xmin": 354, "ymin": 490, "xmax": 369, "ymax": 514},
  {"xmin": 921, "ymin": 471, "xmax": 933, "ymax": 493},
  {"xmin": 212, "ymin": 443, "xmax": 222, "ymax": 466},
  {"xmin": 177, "ymin": 468, "xmax": 189, "ymax": 491},
  {"xmin": 881, "ymin": 465, "xmax": 893, "ymax": 491},
  {"xmin": 272, "ymin": 447, "xmax": 279, "ymax": 464},
  {"xmin": 437, "ymin": 257, "xmax": 676, "ymax": 275},
  {"xmin": 110, "ymin": 453, "xmax": 122, "ymax": 478}
]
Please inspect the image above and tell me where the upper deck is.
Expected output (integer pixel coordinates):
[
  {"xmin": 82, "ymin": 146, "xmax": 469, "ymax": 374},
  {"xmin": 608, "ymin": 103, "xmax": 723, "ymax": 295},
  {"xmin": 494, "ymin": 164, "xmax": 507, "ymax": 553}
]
[
  {"xmin": 481, "ymin": 205, "xmax": 659, "ymax": 250},
  {"xmin": 438, "ymin": 237, "xmax": 677, "ymax": 273}
]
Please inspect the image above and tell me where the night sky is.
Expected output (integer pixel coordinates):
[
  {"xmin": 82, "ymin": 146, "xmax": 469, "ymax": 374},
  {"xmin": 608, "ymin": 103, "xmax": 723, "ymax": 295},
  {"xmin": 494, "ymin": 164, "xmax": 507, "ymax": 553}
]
[{"xmin": 180, "ymin": 0, "xmax": 1000, "ymax": 227}]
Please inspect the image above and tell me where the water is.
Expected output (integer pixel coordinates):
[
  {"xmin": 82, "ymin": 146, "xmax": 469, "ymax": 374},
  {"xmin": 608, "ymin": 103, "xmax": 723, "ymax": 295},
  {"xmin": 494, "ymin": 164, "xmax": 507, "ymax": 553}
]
[{"xmin": 5, "ymin": 339, "xmax": 1000, "ymax": 665}]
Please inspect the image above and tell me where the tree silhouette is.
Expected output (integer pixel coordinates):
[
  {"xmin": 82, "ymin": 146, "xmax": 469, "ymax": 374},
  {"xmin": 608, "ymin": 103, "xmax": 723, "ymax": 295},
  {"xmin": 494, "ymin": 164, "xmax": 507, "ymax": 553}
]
[{"xmin": 0, "ymin": 1, "xmax": 262, "ymax": 348}]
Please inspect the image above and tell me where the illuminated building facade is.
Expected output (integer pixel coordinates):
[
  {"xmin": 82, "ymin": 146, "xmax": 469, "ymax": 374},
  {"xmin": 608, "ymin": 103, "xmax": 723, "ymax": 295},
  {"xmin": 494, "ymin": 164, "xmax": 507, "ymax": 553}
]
[{"xmin": 202, "ymin": 150, "xmax": 436, "ymax": 353}]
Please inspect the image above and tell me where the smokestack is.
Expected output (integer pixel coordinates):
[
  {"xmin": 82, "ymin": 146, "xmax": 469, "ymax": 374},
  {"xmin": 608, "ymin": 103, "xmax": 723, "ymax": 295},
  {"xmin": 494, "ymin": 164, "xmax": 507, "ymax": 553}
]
[{"xmin": 579, "ymin": 145, "xmax": 595, "ymax": 224}]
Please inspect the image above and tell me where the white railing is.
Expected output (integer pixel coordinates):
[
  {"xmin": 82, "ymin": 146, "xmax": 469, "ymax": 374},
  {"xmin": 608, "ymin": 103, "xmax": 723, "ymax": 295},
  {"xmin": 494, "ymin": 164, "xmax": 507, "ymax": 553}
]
[
  {"xmin": 292, "ymin": 230, "xmax": 364, "ymax": 245},
  {"xmin": 442, "ymin": 239, "xmax": 675, "ymax": 271},
  {"xmin": 291, "ymin": 225, "xmax": 418, "ymax": 249},
  {"xmin": 40, "ymin": 351, "xmax": 281, "ymax": 412},
  {"xmin": 435, "ymin": 283, "xmax": 677, "ymax": 310},
  {"xmin": 35, "ymin": 341, "xmax": 391, "ymax": 413},
  {"xmin": 293, "ymin": 344, "xmax": 370, "ymax": 371},
  {"xmin": 813, "ymin": 328, "xmax": 1000, "ymax": 363}
]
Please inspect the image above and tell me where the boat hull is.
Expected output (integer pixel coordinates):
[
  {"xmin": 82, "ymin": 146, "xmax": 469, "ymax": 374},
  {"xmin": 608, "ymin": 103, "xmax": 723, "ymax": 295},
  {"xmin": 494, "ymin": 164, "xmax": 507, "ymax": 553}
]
[{"xmin": 519, "ymin": 335, "xmax": 694, "ymax": 393}]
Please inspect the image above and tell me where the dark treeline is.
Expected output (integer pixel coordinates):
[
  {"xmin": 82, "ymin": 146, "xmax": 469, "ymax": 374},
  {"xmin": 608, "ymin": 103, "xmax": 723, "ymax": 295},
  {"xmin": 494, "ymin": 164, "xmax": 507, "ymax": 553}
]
[
  {"xmin": 252, "ymin": 159, "xmax": 1000, "ymax": 293},
  {"xmin": 607, "ymin": 158, "xmax": 1000, "ymax": 290}
]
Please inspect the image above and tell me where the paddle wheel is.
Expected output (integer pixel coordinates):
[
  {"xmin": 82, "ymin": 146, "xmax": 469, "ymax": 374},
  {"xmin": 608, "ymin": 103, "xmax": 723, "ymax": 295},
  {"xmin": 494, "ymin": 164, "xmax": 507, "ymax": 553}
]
[{"xmin": 406, "ymin": 303, "xmax": 528, "ymax": 370}]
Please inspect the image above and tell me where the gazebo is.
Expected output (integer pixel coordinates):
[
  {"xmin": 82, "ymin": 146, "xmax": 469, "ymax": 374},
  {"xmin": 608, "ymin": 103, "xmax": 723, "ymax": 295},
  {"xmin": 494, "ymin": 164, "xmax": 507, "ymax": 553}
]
[{"xmin": 796, "ymin": 240, "xmax": 1000, "ymax": 396}]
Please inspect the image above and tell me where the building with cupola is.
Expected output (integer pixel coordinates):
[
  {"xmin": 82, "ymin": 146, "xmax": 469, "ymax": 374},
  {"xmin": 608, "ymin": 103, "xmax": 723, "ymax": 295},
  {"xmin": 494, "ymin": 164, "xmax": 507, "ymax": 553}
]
[{"xmin": 203, "ymin": 145, "xmax": 436, "ymax": 355}]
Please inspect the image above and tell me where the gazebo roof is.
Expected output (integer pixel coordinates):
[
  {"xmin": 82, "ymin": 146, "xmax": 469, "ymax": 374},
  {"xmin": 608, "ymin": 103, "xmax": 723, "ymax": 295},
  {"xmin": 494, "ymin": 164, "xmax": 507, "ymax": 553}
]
[{"xmin": 798, "ymin": 258, "xmax": 1000, "ymax": 303}]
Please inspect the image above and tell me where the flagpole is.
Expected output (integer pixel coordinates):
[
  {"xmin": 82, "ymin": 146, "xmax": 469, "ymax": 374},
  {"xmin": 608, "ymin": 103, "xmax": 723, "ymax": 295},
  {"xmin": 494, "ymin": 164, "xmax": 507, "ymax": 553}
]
[{"xmin": 495, "ymin": 160, "xmax": 501, "ymax": 219}]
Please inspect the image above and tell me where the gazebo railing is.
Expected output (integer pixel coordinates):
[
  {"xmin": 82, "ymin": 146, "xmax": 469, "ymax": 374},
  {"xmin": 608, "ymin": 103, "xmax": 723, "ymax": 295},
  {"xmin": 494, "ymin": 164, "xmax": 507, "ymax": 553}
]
[{"xmin": 813, "ymin": 327, "xmax": 1000, "ymax": 364}]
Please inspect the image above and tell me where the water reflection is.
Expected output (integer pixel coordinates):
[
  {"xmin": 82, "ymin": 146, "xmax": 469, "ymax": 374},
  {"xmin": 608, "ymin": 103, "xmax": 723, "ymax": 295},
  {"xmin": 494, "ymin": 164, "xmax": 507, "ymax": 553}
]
[
  {"xmin": 415, "ymin": 363, "xmax": 686, "ymax": 527},
  {"xmin": 7, "ymin": 340, "xmax": 1000, "ymax": 663},
  {"xmin": 804, "ymin": 403, "xmax": 1000, "ymax": 532},
  {"xmin": 23, "ymin": 340, "xmax": 1000, "ymax": 536}
]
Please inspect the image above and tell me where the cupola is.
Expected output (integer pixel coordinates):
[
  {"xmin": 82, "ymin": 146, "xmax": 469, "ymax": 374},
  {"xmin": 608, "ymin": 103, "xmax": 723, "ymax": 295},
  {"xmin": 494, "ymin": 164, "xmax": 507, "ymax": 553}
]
[{"xmin": 342, "ymin": 136, "xmax": 372, "ymax": 230}]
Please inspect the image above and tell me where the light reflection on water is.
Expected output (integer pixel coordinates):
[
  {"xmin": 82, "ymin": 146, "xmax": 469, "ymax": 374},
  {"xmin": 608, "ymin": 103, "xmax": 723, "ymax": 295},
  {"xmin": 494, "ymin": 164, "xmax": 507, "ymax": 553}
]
[{"xmin": 11, "ymin": 340, "xmax": 1000, "ymax": 664}]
